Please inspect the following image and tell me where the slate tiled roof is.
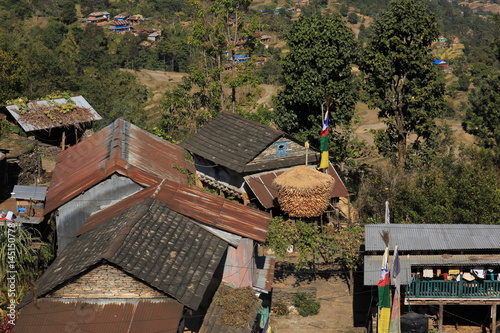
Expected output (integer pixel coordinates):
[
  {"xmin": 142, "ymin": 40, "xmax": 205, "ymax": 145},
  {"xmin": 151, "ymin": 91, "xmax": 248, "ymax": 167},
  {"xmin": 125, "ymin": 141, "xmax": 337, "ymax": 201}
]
[
  {"xmin": 14, "ymin": 299, "xmax": 184, "ymax": 333},
  {"xmin": 78, "ymin": 181, "xmax": 271, "ymax": 243},
  {"xmin": 180, "ymin": 112, "xmax": 285, "ymax": 173},
  {"xmin": 26, "ymin": 198, "xmax": 228, "ymax": 310},
  {"xmin": 44, "ymin": 118, "xmax": 190, "ymax": 214}
]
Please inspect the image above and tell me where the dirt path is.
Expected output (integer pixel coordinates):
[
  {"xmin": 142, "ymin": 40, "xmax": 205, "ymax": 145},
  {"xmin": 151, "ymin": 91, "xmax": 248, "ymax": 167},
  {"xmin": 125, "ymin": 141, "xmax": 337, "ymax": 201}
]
[{"xmin": 256, "ymin": 84, "xmax": 278, "ymax": 106}]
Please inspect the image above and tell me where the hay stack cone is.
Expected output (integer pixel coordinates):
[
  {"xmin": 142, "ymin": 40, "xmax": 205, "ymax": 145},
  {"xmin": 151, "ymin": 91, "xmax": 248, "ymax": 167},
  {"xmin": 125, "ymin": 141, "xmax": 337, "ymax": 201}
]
[{"xmin": 272, "ymin": 165, "xmax": 335, "ymax": 217}]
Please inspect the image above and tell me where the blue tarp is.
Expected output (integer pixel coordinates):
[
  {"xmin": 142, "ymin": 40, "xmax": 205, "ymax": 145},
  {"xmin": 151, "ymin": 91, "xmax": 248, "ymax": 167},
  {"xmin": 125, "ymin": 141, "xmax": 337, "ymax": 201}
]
[{"xmin": 433, "ymin": 59, "xmax": 448, "ymax": 65}]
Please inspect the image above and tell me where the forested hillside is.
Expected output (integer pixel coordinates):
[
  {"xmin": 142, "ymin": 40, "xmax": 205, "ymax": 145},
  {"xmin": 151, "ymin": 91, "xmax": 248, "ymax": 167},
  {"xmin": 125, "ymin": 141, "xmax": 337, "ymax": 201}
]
[{"xmin": 0, "ymin": 0, "xmax": 499, "ymax": 224}]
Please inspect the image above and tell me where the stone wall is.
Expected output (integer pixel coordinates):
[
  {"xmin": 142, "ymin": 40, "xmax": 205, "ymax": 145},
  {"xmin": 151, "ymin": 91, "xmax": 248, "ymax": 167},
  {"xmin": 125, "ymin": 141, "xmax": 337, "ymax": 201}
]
[
  {"xmin": 271, "ymin": 286, "xmax": 317, "ymax": 306},
  {"xmin": 48, "ymin": 264, "xmax": 165, "ymax": 299}
]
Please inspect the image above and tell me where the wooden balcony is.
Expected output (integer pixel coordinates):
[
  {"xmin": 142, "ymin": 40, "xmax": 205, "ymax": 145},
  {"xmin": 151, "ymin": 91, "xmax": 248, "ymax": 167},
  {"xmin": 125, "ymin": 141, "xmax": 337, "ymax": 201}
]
[{"xmin": 407, "ymin": 280, "xmax": 500, "ymax": 299}]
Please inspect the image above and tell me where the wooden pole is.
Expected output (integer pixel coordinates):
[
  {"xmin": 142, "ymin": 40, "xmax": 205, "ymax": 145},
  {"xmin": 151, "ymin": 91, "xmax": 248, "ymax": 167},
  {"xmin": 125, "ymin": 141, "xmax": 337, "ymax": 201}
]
[
  {"xmin": 61, "ymin": 130, "xmax": 66, "ymax": 150},
  {"xmin": 305, "ymin": 141, "xmax": 309, "ymax": 165},
  {"xmin": 492, "ymin": 304, "xmax": 497, "ymax": 333},
  {"xmin": 438, "ymin": 304, "xmax": 444, "ymax": 333}
]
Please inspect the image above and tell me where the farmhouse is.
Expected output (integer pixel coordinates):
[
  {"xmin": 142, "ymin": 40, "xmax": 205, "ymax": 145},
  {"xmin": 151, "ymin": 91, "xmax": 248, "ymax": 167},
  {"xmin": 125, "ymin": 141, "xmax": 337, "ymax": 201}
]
[
  {"xmin": 43, "ymin": 118, "xmax": 190, "ymax": 252},
  {"xmin": 180, "ymin": 112, "xmax": 349, "ymax": 215},
  {"xmin": 364, "ymin": 224, "xmax": 500, "ymax": 333}
]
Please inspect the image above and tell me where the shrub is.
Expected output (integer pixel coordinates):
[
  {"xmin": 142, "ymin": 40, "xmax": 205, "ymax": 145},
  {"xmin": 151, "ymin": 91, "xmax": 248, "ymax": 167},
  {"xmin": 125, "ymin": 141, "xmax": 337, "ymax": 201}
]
[{"xmin": 293, "ymin": 292, "xmax": 320, "ymax": 317}]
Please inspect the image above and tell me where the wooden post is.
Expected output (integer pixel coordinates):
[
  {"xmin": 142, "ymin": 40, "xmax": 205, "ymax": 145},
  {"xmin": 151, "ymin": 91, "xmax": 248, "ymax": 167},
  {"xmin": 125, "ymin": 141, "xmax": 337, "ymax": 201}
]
[
  {"xmin": 305, "ymin": 141, "xmax": 309, "ymax": 165},
  {"xmin": 61, "ymin": 131, "xmax": 66, "ymax": 151},
  {"xmin": 195, "ymin": 174, "xmax": 203, "ymax": 188},
  {"xmin": 492, "ymin": 304, "xmax": 497, "ymax": 333},
  {"xmin": 242, "ymin": 192, "xmax": 250, "ymax": 206},
  {"xmin": 438, "ymin": 304, "xmax": 444, "ymax": 333}
]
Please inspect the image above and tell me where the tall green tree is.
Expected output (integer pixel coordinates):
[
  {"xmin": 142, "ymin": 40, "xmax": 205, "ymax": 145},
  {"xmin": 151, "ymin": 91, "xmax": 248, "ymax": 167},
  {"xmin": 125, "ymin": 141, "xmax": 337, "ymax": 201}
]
[
  {"xmin": 462, "ymin": 74, "xmax": 500, "ymax": 153},
  {"xmin": 461, "ymin": 16, "xmax": 500, "ymax": 156},
  {"xmin": 360, "ymin": 0, "xmax": 445, "ymax": 167},
  {"xmin": 392, "ymin": 148, "xmax": 500, "ymax": 224},
  {"xmin": 274, "ymin": 14, "xmax": 358, "ymax": 144}
]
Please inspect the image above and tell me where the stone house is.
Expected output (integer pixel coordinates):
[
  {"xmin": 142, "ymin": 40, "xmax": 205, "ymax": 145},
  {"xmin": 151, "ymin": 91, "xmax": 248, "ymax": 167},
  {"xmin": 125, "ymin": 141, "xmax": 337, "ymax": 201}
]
[{"xmin": 15, "ymin": 177, "xmax": 273, "ymax": 332}]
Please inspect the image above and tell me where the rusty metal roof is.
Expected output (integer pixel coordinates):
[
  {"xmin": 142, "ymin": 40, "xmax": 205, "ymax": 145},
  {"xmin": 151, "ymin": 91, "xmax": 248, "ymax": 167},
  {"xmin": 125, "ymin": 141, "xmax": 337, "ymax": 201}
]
[
  {"xmin": 244, "ymin": 163, "xmax": 350, "ymax": 209},
  {"xmin": 79, "ymin": 181, "xmax": 271, "ymax": 242},
  {"xmin": 155, "ymin": 182, "xmax": 271, "ymax": 242},
  {"xmin": 44, "ymin": 118, "xmax": 189, "ymax": 214},
  {"xmin": 14, "ymin": 299, "xmax": 183, "ymax": 333},
  {"xmin": 24, "ymin": 199, "xmax": 228, "ymax": 310},
  {"xmin": 3, "ymin": 95, "xmax": 102, "ymax": 132}
]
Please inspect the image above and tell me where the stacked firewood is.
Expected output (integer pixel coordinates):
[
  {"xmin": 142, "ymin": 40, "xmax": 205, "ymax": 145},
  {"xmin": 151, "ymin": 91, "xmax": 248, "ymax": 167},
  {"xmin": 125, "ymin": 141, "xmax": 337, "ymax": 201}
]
[{"xmin": 273, "ymin": 165, "xmax": 335, "ymax": 217}]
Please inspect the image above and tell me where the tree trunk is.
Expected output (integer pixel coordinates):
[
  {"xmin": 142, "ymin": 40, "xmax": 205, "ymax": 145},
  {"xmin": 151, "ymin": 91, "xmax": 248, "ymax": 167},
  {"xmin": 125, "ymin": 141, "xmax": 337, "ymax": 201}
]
[
  {"xmin": 348, "ymin": 268, "xmax": 354, "ymax": 295},
  {"xmin": 396, "ymin": 132, "xmax": 407, "ymax": 168}
]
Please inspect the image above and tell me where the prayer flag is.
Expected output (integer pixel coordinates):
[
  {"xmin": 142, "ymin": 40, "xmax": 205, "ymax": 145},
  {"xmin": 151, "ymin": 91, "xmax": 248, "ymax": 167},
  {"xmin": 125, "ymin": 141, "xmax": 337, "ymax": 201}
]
[
  {"xmin": 389, "ymin": 245, "xmax": 401, "ymax": 333},
  {"xmin": 378, "ymin": 247, "xmax": 391, "ymax": 333},
  {"xmin": 318, "ymin": 112, "xmax": 329, "ymax": 169}
]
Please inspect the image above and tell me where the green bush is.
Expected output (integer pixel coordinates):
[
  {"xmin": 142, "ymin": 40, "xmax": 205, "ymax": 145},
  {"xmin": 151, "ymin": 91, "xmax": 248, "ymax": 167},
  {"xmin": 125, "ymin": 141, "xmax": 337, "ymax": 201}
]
[{"xmin": 293, "ymin": 292, "xmax": 320, "ymax": 317}]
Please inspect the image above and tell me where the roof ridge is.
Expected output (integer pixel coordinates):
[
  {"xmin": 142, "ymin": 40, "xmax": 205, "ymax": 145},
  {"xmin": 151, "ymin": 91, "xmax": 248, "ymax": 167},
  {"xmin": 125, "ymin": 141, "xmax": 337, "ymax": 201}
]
[{"xmin": 102, "ymin": 197, "xmax": 154, "ymax": 261}]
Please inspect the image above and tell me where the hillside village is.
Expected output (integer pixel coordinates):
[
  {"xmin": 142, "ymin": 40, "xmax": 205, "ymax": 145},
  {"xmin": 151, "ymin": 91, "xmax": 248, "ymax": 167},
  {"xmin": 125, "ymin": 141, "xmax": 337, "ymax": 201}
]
[{"xmin": 1, "ymin": 0, "xmax": 500, "ymax": 332}]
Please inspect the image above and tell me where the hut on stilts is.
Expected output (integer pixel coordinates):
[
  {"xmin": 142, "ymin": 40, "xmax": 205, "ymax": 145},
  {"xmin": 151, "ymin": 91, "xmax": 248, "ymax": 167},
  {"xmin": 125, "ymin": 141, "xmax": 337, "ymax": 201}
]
[{"xmin": 272, "ymin": 165, "xmax": 335, "ymax": 218}]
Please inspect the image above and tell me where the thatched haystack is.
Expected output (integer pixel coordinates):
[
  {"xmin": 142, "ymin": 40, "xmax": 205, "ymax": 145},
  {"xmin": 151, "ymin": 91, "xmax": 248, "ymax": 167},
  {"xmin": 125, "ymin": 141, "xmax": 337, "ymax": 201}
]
[{"xmin": 272, "ymin": 165, "xmax": 335, "ymax": 217}]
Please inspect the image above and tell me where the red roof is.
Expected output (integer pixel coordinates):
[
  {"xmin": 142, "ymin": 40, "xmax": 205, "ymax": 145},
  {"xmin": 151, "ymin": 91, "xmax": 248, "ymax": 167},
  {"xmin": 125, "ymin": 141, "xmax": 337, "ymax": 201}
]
[
  {"xmin": 245, "ymin": 163, "xmax": 350, "ymax": 209},
  {"xmin": 78, "ymin": 180, "xmax": 271, "ymax": 242},
  {"xmin": 15, "ymin": 299, "xmax": 183, "ymax": 333},
  {"xmin": 44, "ymin": 118, "xmax": 190, "ymax": 214}
]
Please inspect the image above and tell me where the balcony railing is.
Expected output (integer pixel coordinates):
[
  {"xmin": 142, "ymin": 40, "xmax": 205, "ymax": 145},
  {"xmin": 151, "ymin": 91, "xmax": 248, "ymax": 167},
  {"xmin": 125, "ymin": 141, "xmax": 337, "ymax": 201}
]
[{"xmin": 407, "ymin": 280, "xmax": 500, "ymax": 298}]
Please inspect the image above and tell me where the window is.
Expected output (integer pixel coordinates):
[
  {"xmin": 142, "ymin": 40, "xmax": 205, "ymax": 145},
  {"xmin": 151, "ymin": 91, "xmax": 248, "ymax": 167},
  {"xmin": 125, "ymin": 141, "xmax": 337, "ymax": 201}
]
[{"xmin": 275, "ymin": 141, "xmax": 289, "ymax": 157}]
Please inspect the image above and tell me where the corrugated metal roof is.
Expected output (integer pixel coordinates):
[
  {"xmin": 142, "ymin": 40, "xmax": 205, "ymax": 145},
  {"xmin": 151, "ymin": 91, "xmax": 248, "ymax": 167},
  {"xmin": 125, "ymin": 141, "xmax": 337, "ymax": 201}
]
[
  {"xmin": 11, "ymin": 185, "xmax": 47, "ymax": 201},
  {"xmin": 79, "ymin": 181, "xmax": 270, "ymax": 242},
  {"xmin": 244, "ymin": 163, "xmax": 349, "ymax": 209},
  {"xmin": 155, "ymin": 182, "xmax": 271, "ymax": 242},
  {"xmin": 364, "ymin": 254, "xmax": 500, "ymax": 285},
  {"xmin": 254, "ymin": 256, "xmax": 276, "ymax": 292},
  {"xmin": 3, "ymin": 95, "xmax": 102, "ymax": 132},
  {"xmin": 14, "ymin": 299, "xmax": 183, "ymax": 333},
  {"xmin": 365, "ymin": 224, "xmax": 500, "ymax": 252},
  {"xmin": 44, "ymin": 118, "xmax": 189, "ymax": 213},
  {"xmin": 24, "ymin": 199, "xmax": 228, "ymax": 310}
]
